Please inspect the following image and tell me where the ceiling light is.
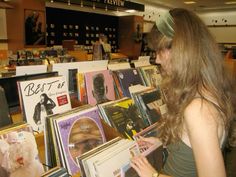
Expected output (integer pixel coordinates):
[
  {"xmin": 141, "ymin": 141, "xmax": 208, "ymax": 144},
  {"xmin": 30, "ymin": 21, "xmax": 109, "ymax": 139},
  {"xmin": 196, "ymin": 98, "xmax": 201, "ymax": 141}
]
[
  {"xmin": 225, "ymin": 1, "xmax": 236, "ymax": 4},
  {"xmin": 125, "ymin": 9, "xmax": 136, "ymax": 13},
  {"xmin": 184, "ymin": 1, "xmax": 196, "ymax": 4}
]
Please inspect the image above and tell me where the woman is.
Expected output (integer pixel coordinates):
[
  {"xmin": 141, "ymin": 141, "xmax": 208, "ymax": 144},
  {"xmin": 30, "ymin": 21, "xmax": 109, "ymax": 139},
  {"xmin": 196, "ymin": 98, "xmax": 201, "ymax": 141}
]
[
  {"xmin": 33, "ymin": 93, "xmax": 56, "ymax": 125},
  {"xmin": 131, "ymin": 8, "xmax": 235, "ymax": 177}
]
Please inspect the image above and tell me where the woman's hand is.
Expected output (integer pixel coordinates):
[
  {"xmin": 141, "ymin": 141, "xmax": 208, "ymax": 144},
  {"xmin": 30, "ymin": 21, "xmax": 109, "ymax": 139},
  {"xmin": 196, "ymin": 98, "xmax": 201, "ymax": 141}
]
[
  {"xmin": 136, "ymin": 136, "xmax": 161, "ymax": 151},
  {"xmin": 130, "ymin": 155, "xmax": 157, "ymax": 177}
]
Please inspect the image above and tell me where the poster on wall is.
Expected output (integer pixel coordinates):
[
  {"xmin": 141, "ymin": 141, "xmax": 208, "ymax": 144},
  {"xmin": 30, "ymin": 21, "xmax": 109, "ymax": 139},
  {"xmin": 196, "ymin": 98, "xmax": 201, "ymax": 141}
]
[{"xmin": 24, "ymin": 9, "xmax": 46, "ymax": 46}]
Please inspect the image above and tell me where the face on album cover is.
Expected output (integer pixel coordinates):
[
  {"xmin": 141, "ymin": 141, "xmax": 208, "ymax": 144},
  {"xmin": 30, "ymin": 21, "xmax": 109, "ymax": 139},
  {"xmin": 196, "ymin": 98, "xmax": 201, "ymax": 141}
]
[
  {"xmin": 55, "ymin": 107, "xmax": 106, "ymax": 175},
  {"xmin": 85, "ymin": 70, "xmax": 115, "ymax": 105}
]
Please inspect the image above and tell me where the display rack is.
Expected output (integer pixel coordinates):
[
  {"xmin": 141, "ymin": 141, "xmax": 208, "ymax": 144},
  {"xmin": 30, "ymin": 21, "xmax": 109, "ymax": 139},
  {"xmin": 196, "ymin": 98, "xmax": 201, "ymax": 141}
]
[
  {"xmin": 46, "ymin": 7, "xmax": 119, "ymax": 53},
  {"xmin": 11, "ymin": 112, "xmax": 125, "ymax": 177}
]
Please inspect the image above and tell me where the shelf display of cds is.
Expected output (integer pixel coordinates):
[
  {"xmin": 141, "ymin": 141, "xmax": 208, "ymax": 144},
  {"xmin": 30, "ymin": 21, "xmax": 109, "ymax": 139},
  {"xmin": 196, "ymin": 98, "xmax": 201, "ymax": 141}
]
[
  {"xmin": 46, "ymin": 7, "xmax": 119, "ymax": 53},
  {"xmin": 47, "ymin": 23, "xmax": 80, "ymax": 46},
  {"xmin": 84, "ymin": 25, "xmax": 118, "ymax": 53}
]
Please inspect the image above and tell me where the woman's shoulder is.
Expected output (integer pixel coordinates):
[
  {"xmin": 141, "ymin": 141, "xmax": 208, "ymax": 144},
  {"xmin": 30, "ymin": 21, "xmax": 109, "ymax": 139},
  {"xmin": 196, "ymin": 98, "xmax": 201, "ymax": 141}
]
[
  {"xmin": 183, "ymin": 97, "xmax": 226, "ymax": 152},
  {"xmin": 184, "ymin": 97, "xmax": 221, "ymax": 127}
]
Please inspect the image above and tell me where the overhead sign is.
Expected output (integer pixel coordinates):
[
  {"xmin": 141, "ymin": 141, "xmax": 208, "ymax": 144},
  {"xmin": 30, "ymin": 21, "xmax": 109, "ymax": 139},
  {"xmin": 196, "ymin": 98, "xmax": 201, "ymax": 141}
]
[
  {"xmin": 51, "ymin": 0, "xmax": 144, "ymax": 11},
  {"xmin": 90, "ymin": 0, "xmax": 125, "ymax": 7}
]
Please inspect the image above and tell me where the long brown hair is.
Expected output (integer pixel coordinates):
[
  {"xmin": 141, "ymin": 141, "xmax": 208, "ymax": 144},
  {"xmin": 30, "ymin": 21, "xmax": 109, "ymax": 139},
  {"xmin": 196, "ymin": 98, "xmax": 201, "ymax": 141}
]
[{"xmin": 148, "ymin": 8, "xmax": 234, "ymax": 144}]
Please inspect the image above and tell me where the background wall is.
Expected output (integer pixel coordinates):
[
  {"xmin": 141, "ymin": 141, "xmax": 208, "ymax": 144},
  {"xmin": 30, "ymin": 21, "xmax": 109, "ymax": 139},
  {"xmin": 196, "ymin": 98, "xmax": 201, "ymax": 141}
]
[
  {"xmin": 208, "ymin": 26, "xmax": 236, "ymax": 44},
  {"xmin": 6, "ymin": 0, "xmax": 45, "ymax": 52},
  {"xmin": 134, "ymin": 5, "xmax": 236, "ymax": 44},
  {"xmin": 0, "ymin": 9, "xmax": 8, "ymax": 49},
  {"xmin": 198, "ymin": 11, "xmax": 236, "ymax": 44},
  {"xmin": 0, "ymin": 9, "xmax": 7, "ymax": 40}
]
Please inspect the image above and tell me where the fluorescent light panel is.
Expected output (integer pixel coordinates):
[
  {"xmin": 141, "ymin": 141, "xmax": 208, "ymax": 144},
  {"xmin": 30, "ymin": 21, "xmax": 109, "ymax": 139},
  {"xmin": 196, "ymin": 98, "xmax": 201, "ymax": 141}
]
[
  {"xmin": 184, "ymin": 1, "xmax": 196, "ymax": 4},
  {"xmin": 125, "ymin": 9, "xmax": 136, "ymax": 13},
  {"xmin": 225, "ymin": 1, "xmax": 236, "ymax": 4}
]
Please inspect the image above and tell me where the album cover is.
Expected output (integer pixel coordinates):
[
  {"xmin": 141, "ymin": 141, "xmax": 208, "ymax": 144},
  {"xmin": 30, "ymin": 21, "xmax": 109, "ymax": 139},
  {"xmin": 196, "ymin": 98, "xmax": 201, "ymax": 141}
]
[
  {"xmin": 76, "ymin": 137, "xmax": 122, "ymax": 177},
  {"xmin": 55, "ymin": 107, "xmax": 106, "ymax": 175},
  {"xmin": 135, "ymin": 88, "xmax": 165, "ymax": 124},
  {"xmin": 114, "ymin": 68, "xmax": 144, "ymax": 97},
  {"xmin": 84, "ymin": 70, "xmax": 115, "ymax": 106},
  {"xmin": 133, "ymin": 122, "xmax": 159, "ymax": 142},
  {"xmin": 98, "ymin": 98, "xmax": 146, "ymax": 140},
  {"xmin": 68, "ymin": 69, "xmax": 78, "ymax": 99},
  {"xmin": 41, "ymin": 166, "xmax": 69, "ymax": 177},
  {"xmin": 139, "ymin": 65, "xmax": 162, "ymax": 88},
  {"xmin": 45, "ymin": 105, "xmax": 93, "ymax": 169},
  {"xmin": 93, "ymin": 140, "xmax": 139, "ymax": 177},
  {"xmin": 76, "ymin": 72, "xmax": 87, "ymax": 104},
  {"xmin": 120, "ymin": 141, "xmax": 163, "ymax": 177},
  {"xmin": 18, "ymin": 76, "xmax": 71, "ymax": 132},
  {"xmin": 78, "ymin": 139, "xmax": 136, "ymax": 177},
  {"xmin": 0, "ymin": 86, "xmax": 12, "ymax": 128},
  {"xmin": 16, "ymin": 65, "xmax": 48, "ymax": 76},
  {"xmin": 0, "ymin": 124, "xmax": 44, "ymax": 177}
]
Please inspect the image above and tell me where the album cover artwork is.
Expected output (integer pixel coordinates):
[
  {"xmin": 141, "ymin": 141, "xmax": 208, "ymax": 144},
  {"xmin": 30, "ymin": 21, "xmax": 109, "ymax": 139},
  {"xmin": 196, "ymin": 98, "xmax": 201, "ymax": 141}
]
[
  {"xmin": 18, "ymin": 76, "xmax": 71, "ymax": 132},
  {"xmin": 55, "ymin": 107, "xmax": 106, "ymax": 175},
  {"xmin": 85, "ymin": 70, "xmax": 115, "ymax": 106}
]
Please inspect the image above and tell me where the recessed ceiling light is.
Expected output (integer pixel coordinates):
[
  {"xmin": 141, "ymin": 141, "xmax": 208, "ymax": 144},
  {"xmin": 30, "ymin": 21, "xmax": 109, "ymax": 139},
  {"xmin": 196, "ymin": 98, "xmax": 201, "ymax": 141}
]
[
  {"xmin": 225, "ymin": 1, "xmax": 236, "ymax": 4},
  {"xmin": 125, "ymin": 9, "xmax": 136, "ymax": 13},
  {"xmin": 184, "ymin": 1, "xmax": 196, "ymax": 4}
]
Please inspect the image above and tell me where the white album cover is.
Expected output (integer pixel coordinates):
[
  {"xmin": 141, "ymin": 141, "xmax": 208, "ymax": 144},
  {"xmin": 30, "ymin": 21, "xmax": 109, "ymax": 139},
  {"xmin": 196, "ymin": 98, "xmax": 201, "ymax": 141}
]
[{"xmin": 18, "ymin": 76, "xmax": 71, "ymax": 132}]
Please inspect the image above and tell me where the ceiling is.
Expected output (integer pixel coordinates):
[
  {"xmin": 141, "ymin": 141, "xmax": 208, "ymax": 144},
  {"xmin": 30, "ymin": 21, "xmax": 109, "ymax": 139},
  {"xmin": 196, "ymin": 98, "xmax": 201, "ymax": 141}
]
[
  {"xmin": 1, "ymin": 0, "xmax": 236, "ymax": 12},
  {"xmin": 134, "ymin": 0, "xmax": 236, "ymax": 12}
]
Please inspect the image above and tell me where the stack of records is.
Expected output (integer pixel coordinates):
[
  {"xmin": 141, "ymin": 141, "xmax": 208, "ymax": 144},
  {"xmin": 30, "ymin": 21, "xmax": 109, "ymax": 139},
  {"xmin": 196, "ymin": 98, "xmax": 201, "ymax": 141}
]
[
  {"xmin": 98, "ymin": 98, "xmax": 148, "ymax": 140},
  {"xmin": 41, "ymin": 167, "xmax": 69, "ymax": 177},
  {"xmin": 77, "ymin": 137, "xmax": 163, "ymax": 177},
  {"xmin": 45, "ymin": 106, "xmax": 106, "ymax": 176},
  {"xmin": 121, "ymin": 123, "xmax": 162, "ymax": 177},
  {"xmin": 131, "ymin": 87, "xmax": 167, "ymax": 125},
  {"xmin": 112, "ymin": 68, "xmax": 145, "ymax": 98},
  {"xmin": 137, "ymin": 65, "xmax": 162, "ymax": 88},
  {"xmin": 133, "ymin": 122, "xmax": 159, "ymax": 142},
  {"xmin": 0, "ymin": 123, "xmax": 45, "ymax": 177},
  {"xmin": 77, "ymin": 137, "xmax": 135, "ymax": 177}
]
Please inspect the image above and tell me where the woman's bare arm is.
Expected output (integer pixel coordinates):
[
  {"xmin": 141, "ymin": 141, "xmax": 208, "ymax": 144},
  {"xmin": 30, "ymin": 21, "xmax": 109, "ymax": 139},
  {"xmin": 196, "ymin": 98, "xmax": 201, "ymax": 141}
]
[{"xmin": 184, "ymin": 98, "xmax": 226, "ymax": 177}]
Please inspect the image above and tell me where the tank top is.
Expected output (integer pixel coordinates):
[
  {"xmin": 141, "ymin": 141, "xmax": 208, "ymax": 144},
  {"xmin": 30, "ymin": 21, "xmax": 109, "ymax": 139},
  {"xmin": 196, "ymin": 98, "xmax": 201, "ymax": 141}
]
[
  {"xmin": 163, "ymin": 141, "xmax": 196, "ymax": 177},
  {"xmin": 162, "ymin": 97, "xmax": 226, "ymax": 177}
]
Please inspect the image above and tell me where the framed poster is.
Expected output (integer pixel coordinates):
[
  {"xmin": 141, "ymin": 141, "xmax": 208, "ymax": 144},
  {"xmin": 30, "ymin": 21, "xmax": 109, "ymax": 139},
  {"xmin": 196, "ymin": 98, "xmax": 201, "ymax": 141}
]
[{"xmin": 24, "ymin": 9, "xmax": 46, "ymax": 46}]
